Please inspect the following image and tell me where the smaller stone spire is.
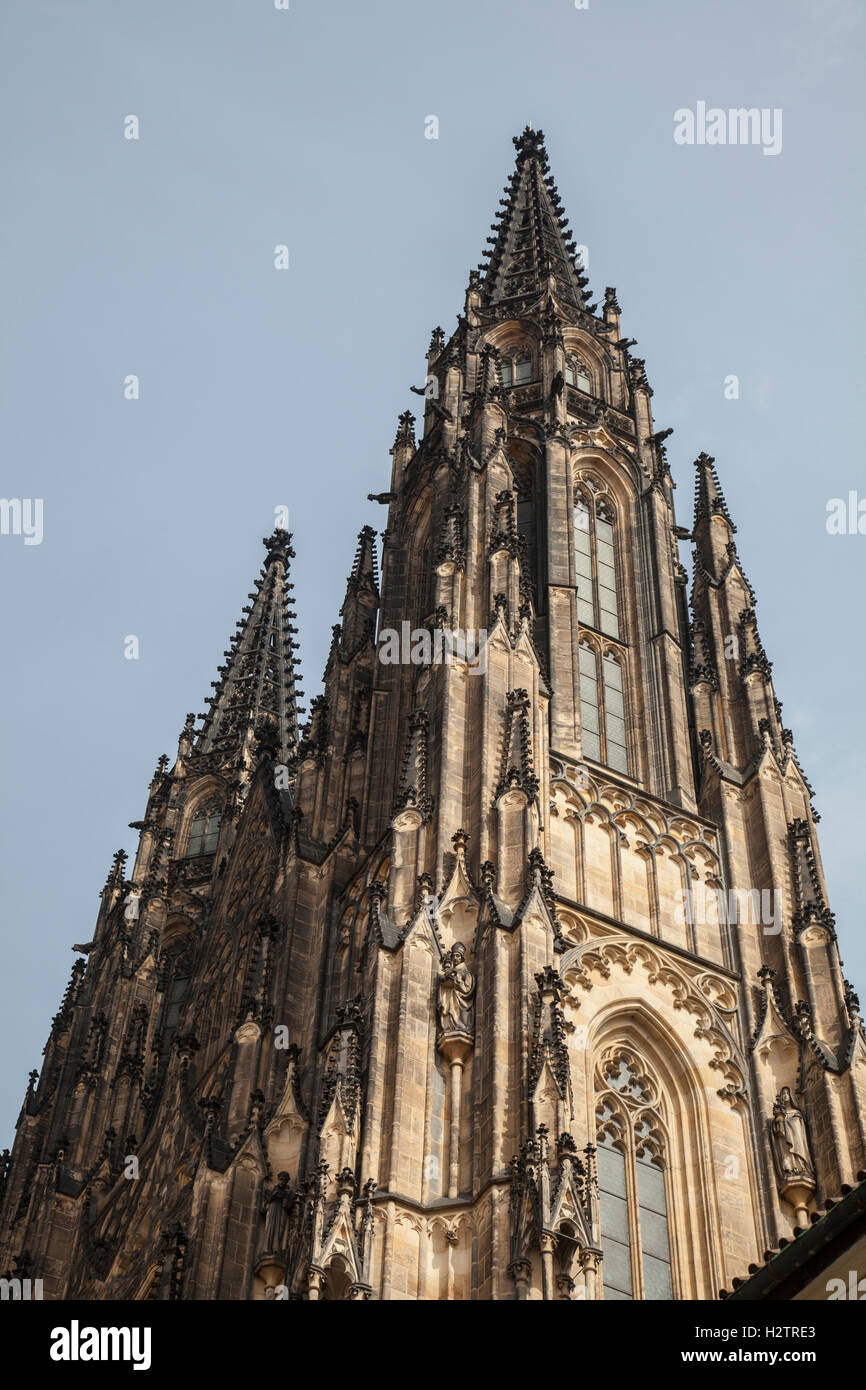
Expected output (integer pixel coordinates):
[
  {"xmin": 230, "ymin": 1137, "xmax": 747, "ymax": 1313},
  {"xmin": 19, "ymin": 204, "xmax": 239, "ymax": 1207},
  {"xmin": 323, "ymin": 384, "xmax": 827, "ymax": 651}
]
[
  {"xmin": 339, "ymin": 526, "xmax": 380, "ymax": 659},
  {"xmin": 693, "ymin": 452, "xmax": 736, "ymax": 532},
  {"xmin": 691, "ymin": 453, "xmax": 743, "ymax": 582},
  {"xmin": 195, "ymin": 528, "xmax": 303, "ymax": 767}
]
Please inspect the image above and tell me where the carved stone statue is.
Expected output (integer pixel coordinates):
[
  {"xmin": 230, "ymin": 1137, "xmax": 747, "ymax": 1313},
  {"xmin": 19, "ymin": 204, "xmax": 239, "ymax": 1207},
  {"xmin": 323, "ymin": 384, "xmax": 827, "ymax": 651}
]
[
  {"xmin": 261, "ymin": 1170, "xmax": 294, "ymax": 1254},
  {"xmin": 437, "ymin": 943, "xmax": 475, "ymax": 1036},
  {"xmin": 768, "ymin": 1087, "xmax": 815, "ymax": 1183}
]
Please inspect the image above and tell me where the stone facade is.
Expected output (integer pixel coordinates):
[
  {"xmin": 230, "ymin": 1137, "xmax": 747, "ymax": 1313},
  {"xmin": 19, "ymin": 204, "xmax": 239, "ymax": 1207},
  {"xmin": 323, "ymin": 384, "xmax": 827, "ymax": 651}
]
[{"xmin": 1, "ymin": 128, "xmax": 865, "ymax": 1301}]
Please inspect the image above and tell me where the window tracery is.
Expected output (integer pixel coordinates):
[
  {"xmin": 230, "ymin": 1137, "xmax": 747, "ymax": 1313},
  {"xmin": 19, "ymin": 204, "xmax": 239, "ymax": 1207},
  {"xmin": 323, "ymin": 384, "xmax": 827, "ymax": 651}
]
[{"xmin": 594, "ymin": 1046, "xmax": 673, "ymax": 1301}]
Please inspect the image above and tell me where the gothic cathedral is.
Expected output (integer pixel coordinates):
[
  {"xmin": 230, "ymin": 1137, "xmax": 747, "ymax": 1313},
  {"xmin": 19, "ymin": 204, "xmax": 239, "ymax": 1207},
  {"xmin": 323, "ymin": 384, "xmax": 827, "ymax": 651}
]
[{"xmin": 2, "ymin": 128, "xmax": 864, "ymax": 1301}]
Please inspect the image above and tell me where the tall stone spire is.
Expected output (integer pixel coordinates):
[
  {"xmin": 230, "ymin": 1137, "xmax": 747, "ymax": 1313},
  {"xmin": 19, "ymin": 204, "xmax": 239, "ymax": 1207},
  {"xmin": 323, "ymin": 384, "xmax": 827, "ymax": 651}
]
[
  {"xmin": 195, "ymin": 528, "xmax": 303, "ymax": 767},
  {"xmin": 479, "ymin": 126, "xmax": 591, "ymax": 312}
]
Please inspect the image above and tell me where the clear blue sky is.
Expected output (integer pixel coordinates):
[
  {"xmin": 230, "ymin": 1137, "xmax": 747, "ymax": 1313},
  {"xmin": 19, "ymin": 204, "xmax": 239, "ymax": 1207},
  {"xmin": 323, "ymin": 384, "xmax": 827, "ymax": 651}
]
[{"xmin": 1, "ymin": 0, "xmax": 864, "ymax": 1142}]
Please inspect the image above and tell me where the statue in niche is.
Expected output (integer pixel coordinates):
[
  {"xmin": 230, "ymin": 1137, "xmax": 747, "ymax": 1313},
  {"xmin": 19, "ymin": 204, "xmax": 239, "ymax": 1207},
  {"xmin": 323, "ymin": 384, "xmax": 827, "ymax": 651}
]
[
  {"xmin": 768, "ymin": 1087, "xmax": 815, "ymax": 1184},
  {"xmin": 437, "ymin": 943, "xmax": 475, "ymax": 1036},
  {"xmin": 261, "ymin": 1171, "xmax": 294, "ymax": 1254}
]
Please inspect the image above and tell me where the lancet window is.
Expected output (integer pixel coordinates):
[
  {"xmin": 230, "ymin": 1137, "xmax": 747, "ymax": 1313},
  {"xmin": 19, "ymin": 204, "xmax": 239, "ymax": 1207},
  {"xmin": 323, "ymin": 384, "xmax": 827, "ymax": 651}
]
[{"xmin": 595, "ymin": 1048, "xmax": 673, "ymax": 1301}]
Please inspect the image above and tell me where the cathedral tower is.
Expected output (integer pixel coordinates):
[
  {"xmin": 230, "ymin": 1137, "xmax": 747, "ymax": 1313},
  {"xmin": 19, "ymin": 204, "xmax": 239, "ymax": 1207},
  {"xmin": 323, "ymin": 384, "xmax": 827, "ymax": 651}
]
[{"xmin": 2, "ymin": 129, "xmax": 864, "ymax": 1301}]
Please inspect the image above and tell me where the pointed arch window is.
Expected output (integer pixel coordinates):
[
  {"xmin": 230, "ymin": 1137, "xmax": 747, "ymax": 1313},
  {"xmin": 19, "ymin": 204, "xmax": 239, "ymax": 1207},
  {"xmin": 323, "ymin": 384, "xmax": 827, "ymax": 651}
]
[
  {"xmin": 186, "ymin": 802, "xmax": 221, "ymax": 858},
  {"xmin": 516, "ymin": 491, "xmax": 537, "ymax": 599},
  {"xmin": 516, "ymin": 496, "xmax": 533, "ymax": 547},
  {"xmin": 573, "ymin": 493, "xmax": 621, "ymax": 640},
  {"xmin": 579, "ymin": 641, "xmax": 628, "ymax": 774},
  {"xmin": 578, "ymin": 642, "xmax": 601, "ymax": 763},
  {"xmin": 602, "ymin": 654, "xmax": 627, "ymax": 772},
  {"xmin": 595, "ymin": 1050, "xmax": 673, "ymax": 1301},
  {"xmin": 565, "ymin": 356, "xmax": 592, "ymax": 393},
  {"xmin": 575, "ymin": 486, "xmax": 628, "ymax": 773},
  {"xmin": 157, "ymin": 942, "xmax": 193, "ymax": 1063},
  {"xmin": 499, "ymin": 352, "xmax": 532, "ymax": 388}
]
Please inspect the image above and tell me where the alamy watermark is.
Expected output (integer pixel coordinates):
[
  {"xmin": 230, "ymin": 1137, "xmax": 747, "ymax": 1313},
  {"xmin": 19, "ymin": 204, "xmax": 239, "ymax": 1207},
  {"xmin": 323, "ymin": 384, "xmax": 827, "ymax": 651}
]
[
  {"xmin": 826, "ymin": 1272, "xmax": 866, "ymax": 1300},
  {"xmin": 0, "ymin": 1276, "xmax": 43, "ymax": 1300},
  {"xmin": 50, "ymin": 1322, "xmax": 151, "ymax": 1370},
  {"xmin": 378, "ymin": 623, "xmax": 487, "ymax": 674},
  {"xmin": 675, "ymin": 884, "xmax": 782, "ymax": 934},
  {"xmin": 826, "ymin": 491, "xmax": 866, "ymax": 534},
  {"xmin": 674, "ymin": 103, "xmax": 782, "ymax": 157},
  {"xmin": 0, "ymin": 498, "xmax": 43, "ymax": 545}
]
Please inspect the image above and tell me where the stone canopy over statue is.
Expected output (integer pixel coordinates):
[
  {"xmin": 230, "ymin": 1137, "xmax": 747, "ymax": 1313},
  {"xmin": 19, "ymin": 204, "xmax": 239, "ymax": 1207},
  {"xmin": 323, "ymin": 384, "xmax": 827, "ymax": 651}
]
[{"xmin": 437, "ymin": 943, "xmax": 475, "ymax": 1037}]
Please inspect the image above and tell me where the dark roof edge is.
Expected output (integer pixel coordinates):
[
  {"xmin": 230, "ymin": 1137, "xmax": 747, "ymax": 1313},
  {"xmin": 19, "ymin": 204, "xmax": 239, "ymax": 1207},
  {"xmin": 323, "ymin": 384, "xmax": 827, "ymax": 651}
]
[{"xmin": 722, "ymin": 1174, "xmax": 866, "ymax": 1301}]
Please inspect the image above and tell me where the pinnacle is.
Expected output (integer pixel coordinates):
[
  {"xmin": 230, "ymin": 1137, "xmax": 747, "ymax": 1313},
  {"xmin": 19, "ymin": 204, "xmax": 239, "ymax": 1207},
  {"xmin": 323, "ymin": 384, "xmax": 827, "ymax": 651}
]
[
  {"xmin": 262, "ymin": 527, "xmax": 295, "ymax": 567},
  {"xmin": 338, "ymin": 525, "xmax": 380, "ymax": 658},
  {"xmin": 513, "ymin": 124, "xmax": 546, "ymax": 158},
  {"xmin": 693, "ymin": 452, "xmax": 736, "ymax": 532},
  {"xmin": 391, "ymin": 411, "xmax": 416, "ymax": 455},
  {"xmin": 194, "ymin": 529, "xmax": 303, "ymax": 763},
  {"xmin": 348, "ymin": 525, "xmax": 380, "ymax": 591}
]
